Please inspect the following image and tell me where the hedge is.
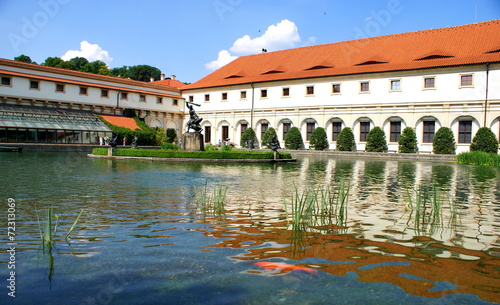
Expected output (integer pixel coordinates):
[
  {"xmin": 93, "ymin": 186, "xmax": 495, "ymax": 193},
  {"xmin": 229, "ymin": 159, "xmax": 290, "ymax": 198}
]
[{"xmin": 91, "ymin": 148, "xmax": 292, "ymax": 160}]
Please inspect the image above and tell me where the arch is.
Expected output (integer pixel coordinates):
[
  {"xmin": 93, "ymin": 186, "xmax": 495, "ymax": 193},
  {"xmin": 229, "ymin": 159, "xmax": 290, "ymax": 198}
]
[
  {"xmin": 166, "ymin": 120, "xmax": 178, "ymax": 130},
  {"xmin": 382, "ymin": 116, "xmax": 407, "ymax": 143},
  {"xmin": 415, "ymin": 115, "xmax": 442, "ymax": 146},
  {"xmin": 300, "ymin": 118, "xmax": 318, "ymax": 143},
  {"xmin": 277, "ymin": 118, "xmax": 294, "ymax": 141},
  {"xmin": 326, "ymin": 117, "xmax": 345, "ymax": 143},
  {"xmin": 150, "ymin": 119, "xmax": 163, "ymax": 128},
  {"xmin": 450, "ymin": 115, "xmax": 481, "ymax": 152},
  {"xmin": 235, "ymin": 119, "xmax": 250, "ymax": 145},
  {"xmin": 256, "ymin": 119, "xmax": 271, "ymax": 140},
  {"xmin": 490, "ymin": 116, "xmax": 500, "ymax": 143}
]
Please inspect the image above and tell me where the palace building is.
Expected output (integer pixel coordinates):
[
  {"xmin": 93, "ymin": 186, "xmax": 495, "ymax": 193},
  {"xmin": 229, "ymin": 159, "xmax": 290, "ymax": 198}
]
[{"xmin": 182, "ymin": 20, "xmax": 500, "ymax": 153}]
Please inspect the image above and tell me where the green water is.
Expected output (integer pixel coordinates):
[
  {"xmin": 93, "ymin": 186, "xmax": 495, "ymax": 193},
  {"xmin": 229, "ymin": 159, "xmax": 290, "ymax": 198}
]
[{"xmin": 1, "ymin": 152, "xmax": 499, "ymax": 304}]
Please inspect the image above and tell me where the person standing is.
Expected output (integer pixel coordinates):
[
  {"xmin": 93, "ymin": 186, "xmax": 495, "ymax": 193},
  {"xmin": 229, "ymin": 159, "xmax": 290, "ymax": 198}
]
[{"xmin": 123, "ymin": 137, "xmax": 127, "ymax": 146}]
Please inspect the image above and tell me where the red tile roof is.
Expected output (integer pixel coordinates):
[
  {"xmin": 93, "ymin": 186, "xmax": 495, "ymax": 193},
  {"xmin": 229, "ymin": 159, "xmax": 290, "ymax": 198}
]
[
  {"xmin": 153, "ymin": 78, "xmax": 186, "ymax": 89},
  {"xmin": 99, "ymin": 115, "xmax": 141, "ymax": 130},
  {"xmin": 184, "ymin": 20, "xmax": 500, "ymax": 90}
]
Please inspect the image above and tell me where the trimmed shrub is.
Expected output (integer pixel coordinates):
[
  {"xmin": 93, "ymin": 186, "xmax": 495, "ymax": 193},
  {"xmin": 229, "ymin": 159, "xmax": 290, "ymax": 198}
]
[
  {"xmin": 262, "ymin": 127, "xmax": 277, "ymax": 149},
  {"xmin": 470, "ymin": 127, "xmax": 499, "ymax": 154},
  {"xmin": 91, "ymin": 148, "xmax": 292, "ymax": 159},
  {"xmin": 398, "ymin": 127, "xmax": 418, "ymax": 153},
  {"xmin": 365, "ymin": 126, "xmax": 387, "ymax": 152},
  {"xmin": 166, "ymin": 128, "xmax": 177, "ymax": 143},
  {"xmin": 240, "ymin": 128, "xmax": 258, "ymax": 148},
  {"xmin": 336, "ymin": 127, "xmax": 355, "ymax": 151},
  {"xmin": 433, "ymin": 127, "xmax": 456, "ymax": 154},
  {"xmin": 285, "ymin": 127, "xmax": 304, "ymax": 150},
  {"xmin": 160, "ymin": 142, "xmax": 180, "ymax": 150},
  {"xmin": 309, "ymin": 127, "xmax": 329, "ymax": 150}
]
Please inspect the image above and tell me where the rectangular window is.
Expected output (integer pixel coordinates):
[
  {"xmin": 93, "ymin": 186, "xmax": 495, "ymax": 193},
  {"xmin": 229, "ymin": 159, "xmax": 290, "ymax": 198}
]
[
  {"xmin": 56, "ymin": 83, "xmax": 64, "ymax": 92},
  {"xmin": 172, "ymin": 99, "xmax": 178, "ymax": 106},
  {"xmin": 282, "ymin": 87, "xmax": 290, "ymax": 97},
  {"xmin": 1, "ymin": 76, "xmax": 11, "ymax": 86},
  {"xmin": 79, "ymin": 87, "xmax": 88, "ymax": 95},
  {"xmin": 390, "ymin": 121, "xmax": 401, "ymax": 142},
  {"xmin": 240, "ymin": 91, "xmax": 247, "ymax": 99},
  {"xmin": 204, "ymin": 94, "xmax": 210, "ymax": 102},
  {"xmin": 120, "ymin": 92, "xmax": 128, "ymax": 100},
  {"xmin": 283, "ymin": 122, "xmax": 291, "ymax": 140},
  {"xmin": 424, "ymin": 77, "xmax": 435, "ymax": 89},
  {"xmin": 332, "ymin": 83, "xmax": 341, "ymax": 94},
  {"xmin": 222, "ymin": 126, "xmax": 229, "ymax": 141},
  {"xmin": 156, "ymin": 97, "xmax": 163, "ymax": 104},
  {"xmin": 306, "ymin": 86, "xmax": 314, "ymax": 95},
  {"xmin": 360, "ymin": 121, "xmax": 370, "ymax": 142},
  {"xmin": 261, "ymin": 123, "xmax": 268, "ymax": 139},
  {"xmin": 241, "ymin": 123, "xmax": 247, "ymax": 137},
  {"xmin": 360, "ymin": 81, "xmax": 370, "ymax": 92},
  {"xmin": 189, "ymin": 95, "xmax": 194, "ymax": 102},
  {"xmin": 332, "ymin": 122, "xmax": 342, "ymax": 141},
  {"xmin": 458, "ymin": 121, "xmax": 472, "ymax": 143},
  {"xmin": 261, "ymin": 89, "xmax": 267, "ymax": 98},
  {"xmin": 460, "ymin": 74, "xmax": 473, "ymax": 87},
  {"xmin": 390, "ymin": 79, "xmax": 401, "ymax": 91},
  {"xmin": 222, "ymin": 92, "xmax": 228, "ymax": 101},
  {"xmin": 204, "ymin": 126, "xmax": 211, "ymax": 143},
  {"xmin": 101, "ymin": 89, "xmax": 109, "ymax": 98},
  {"xmin": 30, "ymin": 80, "xmax": 39, "ymax": 89},
  {"xmin": 139, "ymin": 95, "xmax": 146, "ymax": 102},
  {"xmin": 423, "ymin": 121, "xmax": 435, "ymax": 143},
  {"xmin": 306, "ymin": 122, "xmax": 315, "ymax": 141}
]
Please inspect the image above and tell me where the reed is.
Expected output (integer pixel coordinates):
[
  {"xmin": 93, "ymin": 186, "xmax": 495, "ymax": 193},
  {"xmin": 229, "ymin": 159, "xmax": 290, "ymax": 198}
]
[
  {"xmin": 193, "ymin": 181, "xmax": 227, "ymax": 216},
  {"xmin": 35, "ymin": 207, "xmax": 84, "ymax": 248},
  {"xmin": 457, "ymin": 151, "xmax": 500, "ymax": 166}
]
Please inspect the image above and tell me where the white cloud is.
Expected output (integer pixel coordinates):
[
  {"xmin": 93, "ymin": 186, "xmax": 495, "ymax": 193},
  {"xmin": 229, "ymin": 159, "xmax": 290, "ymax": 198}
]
[
  {"xmin": 62, "ymin": 41, "xmax": 113, "ymax": 65},
  {"xmin": 204, "ymin": 50, "xmax": 238, "ymax": 70},
  {"xmin": 230, "ymin": 19, "xmax": 301, "ymax": 55},
  {"xmin": 205, "ymin": 19, "xmax": 301, "ymax": 70}
]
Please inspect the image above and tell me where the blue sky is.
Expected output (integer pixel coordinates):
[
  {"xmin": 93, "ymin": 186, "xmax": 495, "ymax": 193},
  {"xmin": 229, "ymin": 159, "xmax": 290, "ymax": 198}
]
[{"xmin": 1, "ymin": 0, "xmax": 499, "ymax": 83}]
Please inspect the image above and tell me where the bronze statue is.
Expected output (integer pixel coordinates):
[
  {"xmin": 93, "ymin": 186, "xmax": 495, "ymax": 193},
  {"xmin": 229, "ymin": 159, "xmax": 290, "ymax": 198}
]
[
  {"xmin": 109, "ymin": 132, "xmax": 118, "ymax": 148},
  {"xmin": 270, "ymin": 134, "xmax": 281, "ymax": 152},
  {"xmin": 186, "ymin": 101, "xmax": 203, "ymax": 133},
  {"xmin": 131, "ymin": 136, "xmax": 138, "ymax": 148}
]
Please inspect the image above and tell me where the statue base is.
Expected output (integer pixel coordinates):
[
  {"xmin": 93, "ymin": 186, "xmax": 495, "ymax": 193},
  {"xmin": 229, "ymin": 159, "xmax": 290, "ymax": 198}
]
[{"xmin": 182, "ymin": 133, "xmax": 204, "ymax": 151}]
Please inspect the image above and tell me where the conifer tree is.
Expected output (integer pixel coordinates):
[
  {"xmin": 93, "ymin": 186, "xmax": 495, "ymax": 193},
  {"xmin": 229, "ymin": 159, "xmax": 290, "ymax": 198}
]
[{"xmin": 365, "ymin": 126, "xmax": 387, "ymax": 152}]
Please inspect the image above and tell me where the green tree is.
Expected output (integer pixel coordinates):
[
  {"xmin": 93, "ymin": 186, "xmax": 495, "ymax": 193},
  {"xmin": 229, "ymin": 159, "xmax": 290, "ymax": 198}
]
[
  {"xmin": 240, "ymin": 128, "xmax": 258, "ymax": 148},
  {"xmin": 398, "ymin": 127, "xmax": 418, "ymax": 153},
  {"xmin": 336, "ymin": 127, "xmax": 355, "ymax": 151},
  {"xmin": 165, "ymin": 128, "xmax": 177, "ymax": 143},
  {"xmin": 433, "ymin": 127, "xmax": 456, "ymax": 154},
  {"xmin": 261, "ymin": 127, "xmax": 277, "ymax": 149},
  {"xmin": 128, "ymin": 65, "xmax": 161, "ymax": 82},
  {"xmin": 14, "ymin": 54, "xmax": 33, "ymax": 63},
  {"xmin": 69, "ymin": 57, "xmax": 89, "ymax": 70},
  {"xmin": 112, "ymin": 66, "xmax": 130, "ymax": 79},
  {"xmin": 470, "ymin": 127, "xmax": 499, "ymax": 153},
  {"xmin": 56, "ymin": 61, "xmax": 77, "ymax": 70},
  {"xmin": 285, "ymin": 126, "xmax": 304, "ymax": 150},
  {"xmin": 309, "ymin": 127, "xmax": 329, "ymax": 150},
  {"xmin": 80, "ymin": 60, "xmax": 107, "ymax": 74},
  {"xmin": 43, "ymin": 57, "xmax": 63, "ymax": 67},
  {"xmin": 365, "ymin": 126, "xmax": 387, "ymax": 152}
]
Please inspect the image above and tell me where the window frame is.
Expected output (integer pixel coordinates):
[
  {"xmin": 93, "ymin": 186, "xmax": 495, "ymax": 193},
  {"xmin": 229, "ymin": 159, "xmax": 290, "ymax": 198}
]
[
  {"xmin": 306, "ymin": 85, "xmax": 314, "ymax": 96},
  {"xmin": 283, "ymin": 122, "xmax": 291, "ymax": 140},
  {"xmin": 306, "ymin": 122, "xmax": 315, "ymax": 141},
  {"xmin": 79, "ymin": 86, "xmax": 88, "ymax": 95},
  {"xmin": 1, "ymin": 76, "xmax": 12, "ymax": 86},
  {"xmin": 156, "ymin": 97, "xmax": 163, "ymax": 104},
  {"xmin": 204, "ymin": 94, "xmax": 210, "ymax": 102},
  {"xmin": 101, "ymin": 89, "xmax": 109, "ymax": 98},
  {"xmin": 422, "ymin": 120, "xmax": 435, "ymax": 143},
  {"xmin": 389, "ymin": 79, "xmax": 401, "ymax": 92},
  {"xmin": 332, "ymin": 83, "xmax": 341, "ymax": 94},
  {"xmin": 359, "ymin": 81, "xmax": 370, "ymax": 93},
  {"xmin": 282, "ymin": 87, "xmax": 290, "ymax": 97},
  {"xmin": 459, "ymin": 74, "xmax": 474, "ymax": 88},
  {"xmin": 29, "ymin": 80, "xmax": 40, "ymax": 90},
  {"xmin": 359, "ymin": 121, "xmax": 370, "ymax": 142},
  {"xmin": 240, "ymin": 90, "xmax": 247, "ymax": 100},
  {"xmin": 120, "ymin": 92, "xmax": 128, "ymax": 100},
  {"xmin": 332, "ymin": 122, "xmax": 342, "ymax": 141},
  {"xmin": 423, "ymin": 76, "xmax": 436, "ymax": 90},
  {"xmin": 260, "ymin": 89, "xmax": 268, "ymax": 98},
  {"xmin": 221, "ymin": 92, "xmax": 228, "ymax": 101},
  {"xmin": 55, "ymin": 83, "xmax": 65, "ymax": 93},
  {"xmin": 458, "ymin": 120, "xmax": 472, "ymax": 144},
  {"xmin": 390, "ymin": 121, "xmax": 402, "ymax": 142}
]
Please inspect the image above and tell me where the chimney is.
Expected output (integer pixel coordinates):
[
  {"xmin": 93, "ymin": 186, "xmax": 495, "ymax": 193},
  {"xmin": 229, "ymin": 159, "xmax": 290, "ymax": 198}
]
[
  {"xmin": 261, "ymin": 48, "xmax": 267, "ymax": 53},
  {"xmin": 150, "ymin": 77, "xmax": 155, "ymax": 82},
  {"xmin": 170, "ymin": 75, "xmax": 176, "ymax": 80},
  {"xmin": 160, "ymin": 74, "xmax": 165, "ymax": 80}
]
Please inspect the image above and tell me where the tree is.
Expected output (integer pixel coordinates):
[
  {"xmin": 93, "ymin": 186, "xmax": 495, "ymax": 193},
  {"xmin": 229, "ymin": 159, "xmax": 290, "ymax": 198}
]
[
  {"xmin": 56, "ymin": 61, "xmax": 77, "ymax": 70},
  {"xmin": 14, "ymin": 54, "xmax": 33, "ymax": 63},
  {"xmin": 365, "ymin": 126, "xmax": 387, "ymax": 152},
  {"xmin": 80, "ymin": 60, "xmax": 107, "ymax": 74},
  {"xmin": 42, "ymin": 57, "xmax": 63, "ymax": 67},
  {"xmin": 433, "ymin": 127, "xmax": 456, "ymax": 154},
  {"xmin": 285, "ymin": 127, "xmax": 304, "ymax": 149},
  {"xmin": 165, "ymin": 128, "xmax": 177, "ymax": 143},
  {"xmin": 128, "ymin": 65, "xmax": 161, "ymax": 82},
  {"xmin": 470, "ymin": 127, "xmax": 499, "ymax": 153},
  {"xmin": 309, "ymin": 127, "xmax": 329, "ymax": 150},
  {"xmin": 112, "ymin": 66, "xmax": 130, "ymax": 79},
  {"xmin": 240, "ymin": 128, "xmax": 258, "ymax": 148},
  {"xmin": 69, "ymin": 57, "xmax": 89, "ymax": 70},
  {"xmin": 261, "ymin": 127, "xmax": 277, "ymax": 149},
  {"xmin": 398, "ymin": 127, "xmax": 418, "ymax": 153},
  {"xmin": 336, "ymin": 127, "xmax": 355, "ymax": 151}
]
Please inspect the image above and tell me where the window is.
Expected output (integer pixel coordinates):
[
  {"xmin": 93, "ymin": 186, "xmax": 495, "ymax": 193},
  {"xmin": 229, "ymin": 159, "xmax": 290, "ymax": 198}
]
[
  {"xmin": 332, "ymin": 122, "xmax": 342, "ymax": 141},
  {"xmin": 240, "ymin": 91, "xmax": 247, "ymax": 99},
  {"xmin": 424, "ymin": 77, "xmax": 435, "ymax": 89},
  {"xmin": 360, "ymin": 121, "xmax": 370, "ymax": 142},
  {"xmin": 306, "ymin": 122, "xmax": 315, "ymax": 141},
  {"xmin": 458, "ymin": 121, "xmax": 472, "ymax": 143},
  {"xmin": 390, "ymin": 79, "xmax": 401, "ymax": 91},
  {"xmin": 360, "ymin": 81, "xmax": 370, "ymax": 92},
  {"xmin": 306, "ymin": 86, "xmax": 314, "ymax": 95},
  {"xmin": 222, "ymin": 126, "xmax": 229, "ymax": 141},
  {"xmin": 261, "ymin": 89, "xmax": 267, "ymax": 98},
  {"xmin": 204, "ymin": 126, "xmax": 212, "ymax": 143},
  {"xmin": 390, "ymin": 121, "xmax": 401, "ymax": 142},
  {"xmin": 79, "ymin": 87, "xmax": 88, "ymax": 95},
  {"xmin": 120, "ymin": 92, "xmax": 128, "ymax": 100},
  {"xmin": 55, "ymin": 83, "xmax": 64, "ymax": 92},
  {"xmin": 460, "ymin": 74, "xmax": 473, "ymax": 87},
  {"xmin": 172, "ymin": 99, "xmax": 178, "ymax": 106},
  {"xmin": 101, "ymin": 90, "xmax": 109, "ymax": 98},
  {"xmin": 204, "ymin": 94, "xmax": 210, "ymax": 102},
  {"xmin": 332, "ymin": 83, "xmax": 341, "ymax": 94},
  {"xmin": 261, "ymin": 123, "xmax": 268, "ymax": 139},
  {"xmin": 222, "ymin": 92, "xmax": 228, "ymax": 101},
  {"xmin": 241, "ymin": 123, "xmax": 247, "ymax": 137},
  {"xmin": 30, "ymin": 80, "xmax": 39, "ymax": 89},
  {"xmin": 423, "ymin": 121, "xmax": 435, "ymax": 143},
  {"xmin": 282, "ymin": 87, "xmax": 290, "ymax": 97},
  {"xmin": 139, "ymin": 95, "xmax": 146, "ymax": 102},
  {"xmin": 1, "ymin": 76, "xmax": 11, "ymax": 86},
  {"xmin": 283, "ymin": 122, "xmax": 291, "ymax": 140},
  {"xmin": 156, "ymin": 97, "xmax": 163, "ymax": 104},
  {"xmin": 189, "ymin": 95, "xmax": 194, "ymax": 102}
]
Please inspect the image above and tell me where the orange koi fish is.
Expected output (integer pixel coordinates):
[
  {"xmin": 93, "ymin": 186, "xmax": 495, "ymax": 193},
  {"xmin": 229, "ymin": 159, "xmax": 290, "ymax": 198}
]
[{"xmin": 254, "ymin": 262, "xmax": 318, "ymax": 275}]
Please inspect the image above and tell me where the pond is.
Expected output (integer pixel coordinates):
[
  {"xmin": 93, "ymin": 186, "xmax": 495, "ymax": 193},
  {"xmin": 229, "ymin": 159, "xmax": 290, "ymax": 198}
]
[{"xmin": 1, "ymin": 152, "xmax": 499, "ymax": 304}]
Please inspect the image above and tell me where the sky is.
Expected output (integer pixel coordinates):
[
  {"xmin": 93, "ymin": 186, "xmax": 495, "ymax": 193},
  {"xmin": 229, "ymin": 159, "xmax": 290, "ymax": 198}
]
[{"xmin": 1, "ymin": 0, "xmax": 499, "ymax": 83}]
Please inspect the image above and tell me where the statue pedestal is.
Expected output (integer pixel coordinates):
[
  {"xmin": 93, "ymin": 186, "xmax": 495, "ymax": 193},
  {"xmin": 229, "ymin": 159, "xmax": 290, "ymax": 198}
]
[{"xmin": 182, "ymin": 133, "xmax": 204, "ymax": 151}]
